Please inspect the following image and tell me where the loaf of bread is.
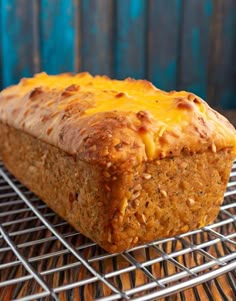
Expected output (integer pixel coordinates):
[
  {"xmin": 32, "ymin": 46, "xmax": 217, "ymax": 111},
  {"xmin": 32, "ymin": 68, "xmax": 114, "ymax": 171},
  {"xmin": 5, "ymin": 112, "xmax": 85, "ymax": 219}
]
[{"xmin": 0, "ymin": 72, "xmax": 235, "ymax": 253}]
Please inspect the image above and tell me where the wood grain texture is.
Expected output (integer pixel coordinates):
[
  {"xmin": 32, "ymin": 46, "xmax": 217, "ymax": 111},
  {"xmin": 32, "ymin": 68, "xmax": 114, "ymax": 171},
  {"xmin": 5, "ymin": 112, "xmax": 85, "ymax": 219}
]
[
  {"xmin": 114, "ymin": 0, "xmax": 147, "ymax": 80},
  {"xmin": 207, "ymin": 0, "xmax": 223, "ymax": 107},
  {"xmin": 40, "ymin": 0, "xmax": 76, "ymax": 74},
  {"xmin": 74, "ymin": 0, "xmax": 81, "ymax": 72},
  {"xmin": 148, "ymin": 0, "xmax": 181, "ymax": 91},
  {"xmin": 1, "ymin": 0, "xmax": 39, "ymax": 87},
  {"xmin": 178, "ymin": 0, "xmax": 213, "ymax": 100},
  {"xmin": 81, "ymin": 0, "xmax": 114, "ymax": 76},
  {"xmin": 32, "ymin": 1, "xmax": 40, "ymax": 75},
  {"xmin": 0, "ymin": 0, "xmax": 236, "ymax": 108}
]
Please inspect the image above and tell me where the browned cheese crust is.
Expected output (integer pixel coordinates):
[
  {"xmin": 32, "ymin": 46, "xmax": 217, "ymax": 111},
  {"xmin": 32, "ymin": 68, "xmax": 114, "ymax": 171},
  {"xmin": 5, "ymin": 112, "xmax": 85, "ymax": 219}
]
[{"xmin": 0, "ymin": 72, "xmax": 236, "ymax": 253}]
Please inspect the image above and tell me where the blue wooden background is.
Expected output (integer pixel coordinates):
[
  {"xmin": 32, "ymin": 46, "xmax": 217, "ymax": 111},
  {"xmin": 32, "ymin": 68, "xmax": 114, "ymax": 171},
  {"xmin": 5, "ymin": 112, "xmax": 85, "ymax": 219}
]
[{"xmin": 0, "ymin": 0, "xmax": 235, "ymax": 108}]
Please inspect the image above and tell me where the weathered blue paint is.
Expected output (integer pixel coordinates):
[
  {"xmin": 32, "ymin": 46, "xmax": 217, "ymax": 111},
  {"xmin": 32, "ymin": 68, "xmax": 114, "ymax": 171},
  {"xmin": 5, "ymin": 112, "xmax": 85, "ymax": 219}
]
[
  {"xmin": 219, "ymin": 0, "xmax": 236, "ymax": 109},
  {"xmin": 130, "ymin": 0, "xmax": 144, "ymax": 19},
  {"xmin": 191, "ymin": 28, "xmax": 200, "ymax": 60},
  {"xmin": 0, "ymin": 0, "xmax": 235, "ymax": 108},
  {"xmin": 81, "ymin": 0, "xmax": 113, "ymax": 76},
  {"xmin": 222, "ymin": 91, "xmax": 236, "ymax": 110},
  {"xmin": 40, "ymin": 0, "xmax": 76, "ymax": 74},
  {"xmin": 188, "ymin": 26, "xmax": 205, "ymax": 97},
  {"xmin": 205, "ymin": 0, "xmax": 213, "ymax": 17},
  {"xmin": 115, "ymin": 0, "xmax": 146, "ymax": 79},
  {"xmin": 148, "ymin": 0, "xmax": 181, "ymax": 91},
  {"xmin": 152, "ymin": 60, "xmax": 177, "ymax": 91},
  {"xmin": 179, "ymin": 0, "xmax": 213, "ymax": 100},
  {"xmin": 1, "ymin": 0, "xmax": 36, "ymax": 87}
]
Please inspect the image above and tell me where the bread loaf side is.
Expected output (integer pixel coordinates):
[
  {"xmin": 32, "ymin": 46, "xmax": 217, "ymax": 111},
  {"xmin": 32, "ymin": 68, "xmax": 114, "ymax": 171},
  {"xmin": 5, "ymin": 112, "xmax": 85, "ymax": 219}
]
[{"xmin": 0, "ymin": 72, "xmax": 235, "ymax": 252}]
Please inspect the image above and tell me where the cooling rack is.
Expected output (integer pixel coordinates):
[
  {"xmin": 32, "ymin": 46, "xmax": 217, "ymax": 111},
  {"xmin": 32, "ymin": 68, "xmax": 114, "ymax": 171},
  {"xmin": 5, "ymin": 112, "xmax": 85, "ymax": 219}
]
[{"xmin": 0, "ymin": 160, "xmax": 235, "ymax": 301}]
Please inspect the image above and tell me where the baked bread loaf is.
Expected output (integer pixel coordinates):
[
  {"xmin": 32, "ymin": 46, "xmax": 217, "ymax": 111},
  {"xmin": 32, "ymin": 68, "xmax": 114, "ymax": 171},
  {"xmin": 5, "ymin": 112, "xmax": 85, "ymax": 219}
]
[{"xmin": 0, "ymin": 72, "xmax": 235, "ymax": 253}]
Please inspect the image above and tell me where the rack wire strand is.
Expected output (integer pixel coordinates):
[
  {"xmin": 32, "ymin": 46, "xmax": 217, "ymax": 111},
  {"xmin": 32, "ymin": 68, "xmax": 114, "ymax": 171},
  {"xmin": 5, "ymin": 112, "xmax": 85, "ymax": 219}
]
[{"xmin": 0, "ymin": 161, "xmax": 235, "ymax": 300}]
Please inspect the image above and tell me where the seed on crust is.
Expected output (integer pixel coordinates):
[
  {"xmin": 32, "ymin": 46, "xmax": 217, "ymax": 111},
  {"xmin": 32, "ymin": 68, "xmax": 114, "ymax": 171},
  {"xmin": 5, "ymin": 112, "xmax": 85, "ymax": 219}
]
[
  {"xmin": 211, "ymin": 143, "xmax": 217, "ymax": 153},
  {"xmin": 136, "ymin": 212, "xmax": 146, "ymax": 224},
  {"xmin": 133, "ymin": 198, "xmax": 140, "ymax": 208},
  {"xmin": 193, "ymin": 97, "xmax": 201, "ymax": 104},
  {"xmin": 142, "ymin": 173, "xmax": 152, "ymax": 180},
  {"xmin": 104, "ymin": 184, "xmax": 111, "ymax": 191},
  {"xmin": 120, "ymin": 198, "xmax": 128, "ymax": 215},
  {"xmin": 160, "ymin": 190, "xmax": 168, "ymax": 198},
  {"xmin": 132, "ymin": 236, "xmax": 139, "ymax": 244},
  {"xmin": 160, "ymin": 152, "xmax": 166, "ymax": 159},
  {"xmin": 187, "ymin": 198, "xmax": 195, "ymax": 206},
  {"xmin": 187, "ymin": 94, "xmax": 201, "ymax": 104},
  {"xmin": 106, "ymin": 162, "xmax": 112, "ymax": 168},
  {"xmin": 187, "ymin": 94, "xmax": 196, "ymax": 101},
  {"xmin": 133, "ymin": 184, "xmax": 142, "ymax": 191},
  {"xmin": 180, "ymin": 162, "xmax": 188, "ymax": 169},
  {"xmin": 107, "ymin": 231, "xmax": 112, "ymax": 243},
  {"xmin": 159, "ymin": 126, "xmax": 166, "ymax": 137},
  {"xmin": 130, "ymin": 190, "xmax": 141, "ymax": 201},
  {"xmin": 176, "ymin": 98, "xmax": 194, "ymax": 111},
  {"xmin": 140, "ymin": 214, "xmax": 146, "ymax": 224}
]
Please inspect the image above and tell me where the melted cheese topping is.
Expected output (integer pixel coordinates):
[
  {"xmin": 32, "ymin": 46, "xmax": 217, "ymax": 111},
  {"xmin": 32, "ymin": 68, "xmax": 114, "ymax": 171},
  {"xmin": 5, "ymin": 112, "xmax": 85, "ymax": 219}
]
[
  {"xmin": 1, "ymin": 72, "xmax": 236, "ymax": 160},
  {"xmin": 3, "ymin": 72, "xmax": 199, "ymax": 124}
]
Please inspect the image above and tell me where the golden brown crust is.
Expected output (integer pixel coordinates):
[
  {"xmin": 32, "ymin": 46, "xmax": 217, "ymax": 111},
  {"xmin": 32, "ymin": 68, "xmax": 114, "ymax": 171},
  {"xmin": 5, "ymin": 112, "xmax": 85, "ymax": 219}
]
[{"xmin": 0, "ymin": 72, "xmax": 235, "ymax": 169}]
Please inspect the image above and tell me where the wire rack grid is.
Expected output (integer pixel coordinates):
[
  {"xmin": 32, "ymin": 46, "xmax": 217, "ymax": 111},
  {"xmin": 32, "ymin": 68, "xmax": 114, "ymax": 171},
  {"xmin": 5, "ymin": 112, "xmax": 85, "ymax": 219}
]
[{"xmin": 0, "ymin": 160, "xmax": 235, "ymax": 301}]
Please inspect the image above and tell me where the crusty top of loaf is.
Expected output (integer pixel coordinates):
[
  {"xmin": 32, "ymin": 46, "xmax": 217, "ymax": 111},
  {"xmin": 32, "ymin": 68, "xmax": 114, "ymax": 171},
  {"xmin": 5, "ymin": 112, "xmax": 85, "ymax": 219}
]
[{"xmin": 0, "ymin": 72, "xmax": 235, "ymax": 167}]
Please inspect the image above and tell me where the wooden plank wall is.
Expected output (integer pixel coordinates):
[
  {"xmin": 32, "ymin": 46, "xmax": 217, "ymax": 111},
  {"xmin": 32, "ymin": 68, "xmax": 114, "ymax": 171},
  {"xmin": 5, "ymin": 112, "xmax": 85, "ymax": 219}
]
[
  {"xmin": 1, "ymin": 0, "xmax": 39, "ymax": 86},
  {"xmin": 148, "ymin": 0, "xmax": 181, "ymax": 92},
  {"xmin": 40, "ymin": 0, "xmax": 76, "ymax": 74},
  {"xmin": 81, "ymin": 0, "xmax": 113, "ymax": 75},
  {"xmin": 0, "ymin": 0, "xmax": 235, "ymax": 108},
  {"xmin": 115, "ymin": 0, "xmax": 147, "ymax": 79}
]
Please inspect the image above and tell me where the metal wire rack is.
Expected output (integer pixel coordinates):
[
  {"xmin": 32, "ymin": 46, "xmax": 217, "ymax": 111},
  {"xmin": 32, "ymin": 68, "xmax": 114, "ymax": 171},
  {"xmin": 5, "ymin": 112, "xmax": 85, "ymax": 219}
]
[{"xmin": 0, "ymin": 160, "xmax": 235, "ymax": 301}]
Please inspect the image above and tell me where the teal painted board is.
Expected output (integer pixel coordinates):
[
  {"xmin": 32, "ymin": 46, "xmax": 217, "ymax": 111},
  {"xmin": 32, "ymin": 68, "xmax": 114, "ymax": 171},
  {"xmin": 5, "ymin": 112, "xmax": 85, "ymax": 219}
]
[
  {"xmin": 207, "ymin": 0, "xmax": 223, "ymax": 107},
  {"xmin": 218, "ymin": 0, "xmax": 236, "ymax": 109},
  {"xmin": 81, "ymin": 0, "xmax": 113, "ymax": 76},
  {"xmin": 40, "ymin": 0, "xmax": 77, "ymax": 74},
  {"xmin": 1, "ymin": 0, "xmax": 38, "ymax": 87},
  {"xmin": 0, "ymin": 0, "xmax": 236, "ymax": 109},
  {"xmin": 115, "ymin": 0, "xmax": 146, "ymax": 80},
  {"xmin": 147, "ymin": 0, "xmax": 181, "ymax": 91},
  {"xmin": 178, "ymin": 0, "xmax": 213, "ymax": 100}
]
